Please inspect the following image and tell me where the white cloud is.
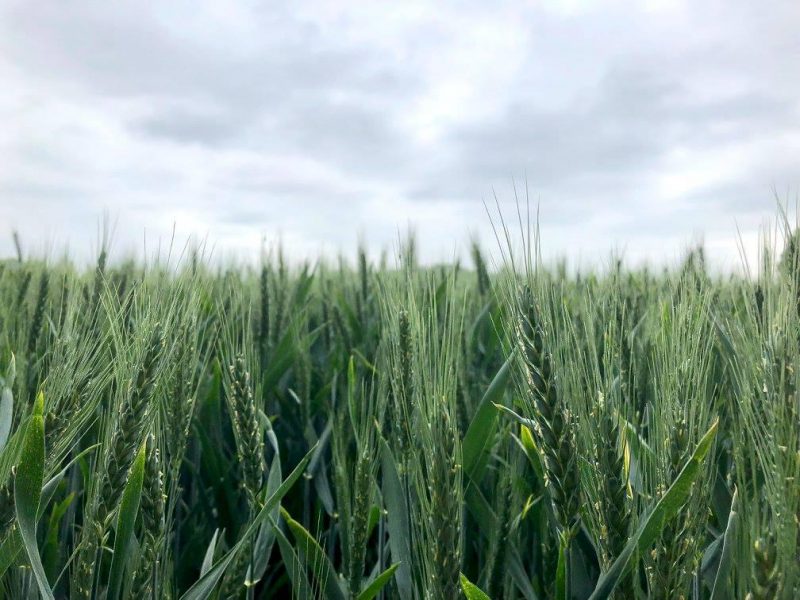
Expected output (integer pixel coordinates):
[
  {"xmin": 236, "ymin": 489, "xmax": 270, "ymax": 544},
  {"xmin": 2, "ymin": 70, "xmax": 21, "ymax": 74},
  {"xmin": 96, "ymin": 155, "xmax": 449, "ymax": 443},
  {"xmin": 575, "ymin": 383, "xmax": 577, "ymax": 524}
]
[{"xmin": 0, "ymin": 0, "xmax": 797, "ymax": 270}]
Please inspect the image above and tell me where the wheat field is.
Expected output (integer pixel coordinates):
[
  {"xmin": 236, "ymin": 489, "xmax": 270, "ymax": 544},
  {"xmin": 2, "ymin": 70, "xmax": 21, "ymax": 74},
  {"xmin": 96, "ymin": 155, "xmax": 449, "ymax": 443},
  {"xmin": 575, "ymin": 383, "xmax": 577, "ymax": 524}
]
[{"xmin": 0, "ymin": 218, "xmax": 798, "ymax": 599}]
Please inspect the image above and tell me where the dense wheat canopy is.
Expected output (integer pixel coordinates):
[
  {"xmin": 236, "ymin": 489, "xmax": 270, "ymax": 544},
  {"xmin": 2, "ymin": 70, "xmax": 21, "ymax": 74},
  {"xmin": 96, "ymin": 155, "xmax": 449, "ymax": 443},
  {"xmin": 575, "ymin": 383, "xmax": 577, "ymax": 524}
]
[{"xmin": 0, "ymin": 214, "xmax": 798, "ymax": 598}]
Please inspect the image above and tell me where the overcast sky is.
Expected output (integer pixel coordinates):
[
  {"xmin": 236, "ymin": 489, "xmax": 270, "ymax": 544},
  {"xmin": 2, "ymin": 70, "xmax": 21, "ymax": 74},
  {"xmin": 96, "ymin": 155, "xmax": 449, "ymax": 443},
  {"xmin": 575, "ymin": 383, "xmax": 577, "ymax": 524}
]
[{"xmin": 1, "ymin": 0, "xmax": 798, "ymax": 270}]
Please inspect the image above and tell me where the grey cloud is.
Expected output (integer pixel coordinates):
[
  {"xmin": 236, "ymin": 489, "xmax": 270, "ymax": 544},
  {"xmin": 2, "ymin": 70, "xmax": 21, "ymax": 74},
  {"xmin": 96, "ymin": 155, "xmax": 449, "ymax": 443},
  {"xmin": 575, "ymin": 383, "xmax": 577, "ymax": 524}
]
[
  {"xmin": 1, "ymin": 0, "xmax": 422, "ymax": 207},
  {"xmin": 134, "ymin": 92, "xmax": 412, "ymax": 190},
  {"xmin": 405, "ymin": 60, "xmax": 797, "ymax": 224},
  {"xmin": 451, "ymin": 68, "xmax": 774, "ymax": 181},
  {"xmin": 271, "ymin": 101, "xmax": 411, "ymax": 177},
  {"xmin": 137, "ymin": 106, "xmax": 246, "ymax": 145},
  {"xmin": 402, "ymin": 68, "xmax": 677, "ymax": 216},
  {"xmin": 2, "ymin": 2, "xmax": 419, "ymax": 139}
]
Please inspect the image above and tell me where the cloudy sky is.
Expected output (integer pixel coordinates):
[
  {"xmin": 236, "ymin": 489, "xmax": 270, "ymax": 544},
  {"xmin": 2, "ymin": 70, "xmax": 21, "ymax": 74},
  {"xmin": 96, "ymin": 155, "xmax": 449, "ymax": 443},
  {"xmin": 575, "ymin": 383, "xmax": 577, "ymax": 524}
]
[{"xmin": 0, "ymin": 0, "xmax": 798, "ymax": 270}]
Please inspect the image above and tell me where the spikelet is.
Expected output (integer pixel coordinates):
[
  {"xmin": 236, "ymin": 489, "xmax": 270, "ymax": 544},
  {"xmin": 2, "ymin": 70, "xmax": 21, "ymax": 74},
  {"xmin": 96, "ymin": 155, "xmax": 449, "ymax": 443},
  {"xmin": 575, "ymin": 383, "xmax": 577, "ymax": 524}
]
[
  {"xmin": 27, "ymin": 270, "xmax": 48, "ymax": 357},
  {"xmin": 471, "ymin": 242, "xmax": 491, "ymax": 297},
  {"xmin": 131, "ymin": 434, "xmax": 166, "ymax": 598},
  {"xmin": 91, "ymin": 249, "xmax": 107, "ymax": 313},
  {"xmin": 14, "ymin": 269, "xmax": 31, "ymax": 309},
  {"xmin": 391, "ymin": 310, "xmax": 415, "ymax": 460},
  {"xmin": 227, "ymin": 354, "xmax": 264, "ymax": 506},
  {"xmin": 164, "ymin": 326, "xmax": 195, "ymax": 484},
  {"xmin": 516, "ymin": 287, "xmax": 580, "ymax": 534},
  {"xmin": 426, "ymin": 408, "xmax": 463, "ymax": 600},
  {"xmin": 346, "ymin": 445, "xmax": 373, "ymax": 594},
  {"xmin": 749, "ymin": 536, "xmax": 780, "ymax": 599},
  {"xmin": 258, "ymin": 265, "xmax": 270, "ymax": 363},
  {"xmin": 102, "ymin": 324, "xmax": 163, "ymax": 517},
  {"xmin": 72, "ymin": 519, "xmax": 102, "ymax": 600}
]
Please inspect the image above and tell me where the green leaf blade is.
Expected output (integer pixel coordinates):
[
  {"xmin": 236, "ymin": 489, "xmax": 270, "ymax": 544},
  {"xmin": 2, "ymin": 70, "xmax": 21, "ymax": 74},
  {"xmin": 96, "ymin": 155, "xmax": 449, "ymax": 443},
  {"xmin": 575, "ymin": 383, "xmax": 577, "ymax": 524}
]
[
  {"xmin": 107, "ymin": 441, "xmax": 147, "ymax": 600},
  {"xmin": 357, "ymin": 563, "xmax": 400, "ymax": 600},
  {"xmin": 380, "ymin": 439, "xmax": 413, "ymax": 600},
  {"xmin": 460, "ymin": 572, "xmax": 492, "ymax": 600},
  {"xmin": 710, "ymin": 487, "xmax": 738, "ymax": 600},
  {"xmin": 14, "ymin": 412, "xmax": 54, "ymax": 600},
  {"xmin": 463, "ymin": 355, "xmax": 512, "ymax": 483},
  {"xmin": 281, "ymin": 506, "xmax": 346, "ymax": 600}
]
